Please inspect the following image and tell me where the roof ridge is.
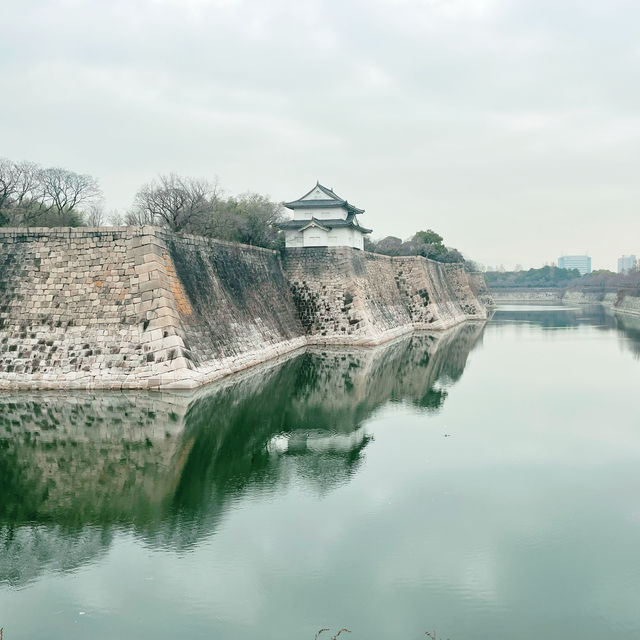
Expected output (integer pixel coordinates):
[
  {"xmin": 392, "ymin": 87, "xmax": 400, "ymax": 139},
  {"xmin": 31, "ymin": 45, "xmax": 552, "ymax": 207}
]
[
  {"xmin": 315, "ymin": 183, "xmax": 341, "ymax": 200},
  {"xmin": 284, "ymin": 183, "xmax": 365, "ymax": 215}
]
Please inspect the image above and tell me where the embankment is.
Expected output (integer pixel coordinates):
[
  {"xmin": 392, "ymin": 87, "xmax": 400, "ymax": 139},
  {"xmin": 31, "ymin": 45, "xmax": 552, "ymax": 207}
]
[
  {"xmin": 0, "ymin": 227, "xmax": 491, "ymax": 389},
  {"xmin": 491, "ymin": 288, "xmax": 563, "ymax": 303},
  {"xmin": 491, "ymin": 286, "xmax": 640, "ymax": 317}
]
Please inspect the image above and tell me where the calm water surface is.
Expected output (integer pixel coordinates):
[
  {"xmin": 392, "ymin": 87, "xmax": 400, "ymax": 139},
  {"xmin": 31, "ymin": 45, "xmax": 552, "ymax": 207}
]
[{"xmin": 1, "ymin": 305, "xmax": 640, "ymax": 639}]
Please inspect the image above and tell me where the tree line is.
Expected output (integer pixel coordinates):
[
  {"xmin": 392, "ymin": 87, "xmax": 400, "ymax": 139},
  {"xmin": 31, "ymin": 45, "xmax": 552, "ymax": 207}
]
[
  {"xmin": 0, "ymin": 158, "xmax": 102, "ymax": 227},
  {"xmin": 568, "ymin": 267, "xmax": 640, "ymax": 294},
  {"xmin": 0, "ymin": 157, "xmax": 287, "ymax": 249},
  {"xmin": 485, "ymin": 265, "xmax": 582, "ymax": 288},
  {"xmin": 485, "ymin": 264, "xmax": 640, "ymax": 292},
  {"xmin": 365, "ymin": 229, "xmax": 466, "ymax": 263},
  {"xmin": 1, "ymin": 157, "xmax": 462, "ymax": 261}
]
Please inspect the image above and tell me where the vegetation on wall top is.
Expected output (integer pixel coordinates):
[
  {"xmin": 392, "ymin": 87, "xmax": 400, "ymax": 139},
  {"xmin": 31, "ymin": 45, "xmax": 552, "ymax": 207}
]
[
  {"xmin": 365, "ymin": 229, "xmax": 465, "ymax": 264},
  {"xmin": 1, "ymin": 156, "xmax": 462, "ymax": 259}
]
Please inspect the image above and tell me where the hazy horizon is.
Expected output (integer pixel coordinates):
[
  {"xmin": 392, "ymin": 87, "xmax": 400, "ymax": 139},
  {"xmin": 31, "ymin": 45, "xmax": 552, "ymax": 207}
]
[{"xmin": 2, "ymin": 0, "xmax": 639, "ymax": 271}]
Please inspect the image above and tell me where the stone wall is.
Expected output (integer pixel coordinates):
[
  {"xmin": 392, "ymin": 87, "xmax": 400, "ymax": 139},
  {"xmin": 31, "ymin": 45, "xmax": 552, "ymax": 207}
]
[
  {"xmin": 0, "ymin": 228, "xmax": 490, "ymax": 389},
  {"xmin": 614, "ymin": 292, "xmax": 640, "ymax": 316},
  {"xmin": 0, "ymin": 227, "xmax": 307, "ymax": 389},
  {"xmin": 490, "ymin": 288, "xmax": 563, "ymax": 303},
  {"xmin": 281, "ymin": 247, "xmax": 487, "ymax": 344},
  {"xmin": 468, "ymin": 271, "xmax": 496, "ymax": 308},
  {"xmin": 0, "ymin": 227, "xmax": 183, "ymax": 389},
  {"xmin": 563, "ymin": 289, "xmax": 640, "ymax": 317},
  {"xmin": 492, "ymin": 287, "xmax": 640, "ymax": 317},
  {"xmin": 162, "ymin": 233, "xmax": 307, "ymax": 384}
]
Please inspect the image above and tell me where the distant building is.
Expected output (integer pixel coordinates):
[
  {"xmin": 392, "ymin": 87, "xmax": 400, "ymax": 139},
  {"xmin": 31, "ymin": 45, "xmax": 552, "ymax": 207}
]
[
  {"xmin": 558, "ymin": 255, "xmax": 591, "ymax": 275},
  {"xmin": 279, "ymin": 182, "xmax": 372, "ymax": 250},
  {"xmin": 618, "ymin": 254, "xmax": 636, "ymax": 274}
]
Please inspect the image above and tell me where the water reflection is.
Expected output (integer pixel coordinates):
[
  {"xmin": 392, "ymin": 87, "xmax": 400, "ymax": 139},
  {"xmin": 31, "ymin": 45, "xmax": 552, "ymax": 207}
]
[
  {"xmin": 493, "ymin": 304, "xmax": 640, "ymax": 358},
  {"xmin": 614, "ymin": 312, "xmax": 640, "ymax": 359},
  {"xmin": 0, "ymin": 323, "xmax": 485, "ymax": 586},
  {"xmin": 492, "ymin": 304, "xmax": 609, "ymax": 328}
]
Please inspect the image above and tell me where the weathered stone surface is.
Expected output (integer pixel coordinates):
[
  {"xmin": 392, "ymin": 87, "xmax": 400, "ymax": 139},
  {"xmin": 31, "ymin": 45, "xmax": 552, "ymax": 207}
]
[
  {"xmin": 468, "ymin": 271, "xmax": 496, "ymax": 308},
  {"xmin": 281, "ymin": 248, "xmax": 488, "ymax": 342},
  {"xmin": 0, "ymin": 227, "xmax": 491, "ymax": 389}
]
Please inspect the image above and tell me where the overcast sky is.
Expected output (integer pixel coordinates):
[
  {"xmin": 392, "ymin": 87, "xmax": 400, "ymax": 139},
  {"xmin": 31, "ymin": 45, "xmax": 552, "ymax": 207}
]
[{"xmin": 1, "ymin": 0, "xmax": 639, "ymax": 269}]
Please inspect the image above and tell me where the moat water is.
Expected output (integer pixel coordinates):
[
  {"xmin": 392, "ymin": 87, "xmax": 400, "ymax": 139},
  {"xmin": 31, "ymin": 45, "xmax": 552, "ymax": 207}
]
[{"xmin": 1, "ymin": 305, "xmax": 640, "ymax": 640}]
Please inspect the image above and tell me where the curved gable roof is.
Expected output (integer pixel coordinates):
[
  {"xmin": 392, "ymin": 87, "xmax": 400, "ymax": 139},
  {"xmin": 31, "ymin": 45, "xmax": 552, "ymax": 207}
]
[{"xmin": 285, "ymin": 182, "xmax": 365, "ymax": 215}]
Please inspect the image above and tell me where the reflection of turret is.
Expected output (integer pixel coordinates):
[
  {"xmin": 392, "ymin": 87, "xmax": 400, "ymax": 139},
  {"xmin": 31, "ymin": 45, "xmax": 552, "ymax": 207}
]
[{"xmin": 0, "ymin": 323, "xmax": 486, "ymax": 582}]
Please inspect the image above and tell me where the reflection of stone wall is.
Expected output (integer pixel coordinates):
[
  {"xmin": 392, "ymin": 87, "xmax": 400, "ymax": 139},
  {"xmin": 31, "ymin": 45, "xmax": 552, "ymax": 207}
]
[
  {"xmin": 0, "ymin": 525, "xmax": 114, "ymax": 588},
  {"xmin": 0, "ymin": 392, "xmax": 191, "ymax": 527},
  {"xmin": 0, "ymin": 324, "xmax": 486, "ymax": 582},
  {"xmin": 0, "ymin": 326, "xmax": 485, "ymax": 524},
  {"xmin": 296, "ymin": 323, "xmax": 485, "ymax": 424},
  {"xmin": 613, "ymin": 312, "xmax": 640, "ymax": 359}
]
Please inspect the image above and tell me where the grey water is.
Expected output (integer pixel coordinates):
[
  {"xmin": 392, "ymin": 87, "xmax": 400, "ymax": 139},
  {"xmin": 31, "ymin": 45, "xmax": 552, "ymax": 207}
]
[{"xmin": 1, "ymin": 305, "xmax": 640, "ymax": 639}]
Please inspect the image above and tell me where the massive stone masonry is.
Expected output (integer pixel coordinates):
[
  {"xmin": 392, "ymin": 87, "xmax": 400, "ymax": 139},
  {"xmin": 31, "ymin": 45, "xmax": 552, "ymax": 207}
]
[{"xmin": 0, "ymin": 227, "xmax": 493, "ymax": 389}]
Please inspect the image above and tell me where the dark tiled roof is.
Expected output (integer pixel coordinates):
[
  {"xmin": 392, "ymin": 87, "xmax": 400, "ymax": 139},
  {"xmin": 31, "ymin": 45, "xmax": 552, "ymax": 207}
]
[
  {"xmin": 285, "ymin": 182, "xmax": 365, "ymax": 215},
  {"xmin": 278, "ymin": 215, "xmax": 372, "ymax": 234}
]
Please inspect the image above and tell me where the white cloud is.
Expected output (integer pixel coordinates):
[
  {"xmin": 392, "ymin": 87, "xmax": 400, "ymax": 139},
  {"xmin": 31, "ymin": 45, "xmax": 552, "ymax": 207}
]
[{"xmin": 1, "ymin": 0, "xmax": 639, "ymax": 269}]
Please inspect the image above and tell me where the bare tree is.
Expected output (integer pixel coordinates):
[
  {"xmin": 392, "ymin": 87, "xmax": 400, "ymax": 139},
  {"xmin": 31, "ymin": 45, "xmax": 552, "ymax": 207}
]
[
  {"xmin": 128, "ymin": 173, "xmax": 218, "ymax": 232},
  {"xmin": 125, "ymin": 203, "xmax": 157, "ymax": 226},
  {"xmin": 1, "ymin": 159, "xmax": 48, "ymax": 224},
  {"xmin": 85, "ymin": 203, "xmax": 106, "ymax": 226},
  {"xmin": 0, "ymin": 157, "xmax": 18, "ymax": 210},
  {"xmin": 108, "ymin": 209, "xmax": 124, "ymax": 225},
  {"xmin": 39, "ymin": 167, "xmax": 102, "ymax": 220},
  {"xmin": 0, "ymin": 158, "xmax": 41, "ymax": 211},
  {"xmin": 0, "ymin": 158, "xmax": 103, "ymax": 227}
]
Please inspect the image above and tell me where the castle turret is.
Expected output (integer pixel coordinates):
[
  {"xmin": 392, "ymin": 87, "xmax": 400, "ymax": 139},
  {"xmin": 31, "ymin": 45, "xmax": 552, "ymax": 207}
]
[{"xmin": 279, "ymin": 182, "xmax": 372, "ymax": 250}]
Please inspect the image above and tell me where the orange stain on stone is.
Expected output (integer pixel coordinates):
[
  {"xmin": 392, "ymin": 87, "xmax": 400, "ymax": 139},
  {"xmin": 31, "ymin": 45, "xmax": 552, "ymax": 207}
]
[{"xmin": 163, "ymin": 254, "xmax": 192, "ymax": 316}]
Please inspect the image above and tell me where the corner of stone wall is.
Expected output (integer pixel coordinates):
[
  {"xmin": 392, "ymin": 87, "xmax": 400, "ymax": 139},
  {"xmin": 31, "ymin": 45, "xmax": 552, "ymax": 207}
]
[
  {"xmin": 468, "ymin": 271, "xmax": 496, "ymax": 308},
  {"xmin": 441, "ymin": 262, "xmax": 488, "ymax": 320},
  {"xmin": 124, "ymin": 229, "xmax": 197, "ymax": 388}
]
